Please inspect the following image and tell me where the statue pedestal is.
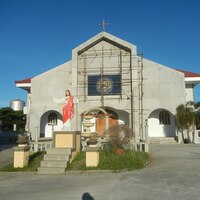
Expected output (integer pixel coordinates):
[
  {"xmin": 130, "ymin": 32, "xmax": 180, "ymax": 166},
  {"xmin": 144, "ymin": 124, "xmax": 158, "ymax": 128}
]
[
  {"xmin": 53, "ymin": 131, "xmax": 81, "ymax": 152},
  {"xmin": 13, "ymin": 144, "xmax": 31, "ymax": 168},
  {"xmin": 85, "ymin": 146, "xmax": 100, "ymax": 167}
]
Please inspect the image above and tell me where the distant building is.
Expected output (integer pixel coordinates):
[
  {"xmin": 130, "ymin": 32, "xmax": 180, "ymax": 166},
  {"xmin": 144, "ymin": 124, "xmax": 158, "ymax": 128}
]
[{"xmin": 15, "ymin": 31, "xmax": 200, "ymax": 142}]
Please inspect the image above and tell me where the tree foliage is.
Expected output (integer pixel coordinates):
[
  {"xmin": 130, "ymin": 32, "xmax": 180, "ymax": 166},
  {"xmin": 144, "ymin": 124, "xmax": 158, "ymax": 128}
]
[
  {"xmin": 176, "ymin": 101, "xmax": 200, "ymax": 142},
  {"xmin": 176, "ymin": 103, "xmax": 194, "ymax": 132},
  {"xmin": 0, "ymin": 107, "xmax": 25, "ymax": 131},
  {"xmin": 194, "ymin": 102, "xmax": 200, "ymax": 129}
]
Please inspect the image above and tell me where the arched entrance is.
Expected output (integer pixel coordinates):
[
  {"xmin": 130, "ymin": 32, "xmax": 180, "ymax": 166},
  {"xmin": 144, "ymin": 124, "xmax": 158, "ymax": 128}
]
[
  {"xmin": 40, "ymin": 110, "xmax": 62, "ymax": 138},
  {"xmin": 96, "ymin": 109, "xmax": 119, "ymax": 137},
  {"xmin": 82, "ymin": 107, "xmax": 121, "ymax": 137},
  {"xmin": 148, "ymin": 109, "xmax": 176, "ymax": 137}
]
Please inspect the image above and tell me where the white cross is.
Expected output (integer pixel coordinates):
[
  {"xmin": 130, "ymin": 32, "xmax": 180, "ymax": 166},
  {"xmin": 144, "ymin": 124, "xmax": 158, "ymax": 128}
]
[{"xmin": 99, "ymin": 20, "xmax": 109, "ymax": 31}]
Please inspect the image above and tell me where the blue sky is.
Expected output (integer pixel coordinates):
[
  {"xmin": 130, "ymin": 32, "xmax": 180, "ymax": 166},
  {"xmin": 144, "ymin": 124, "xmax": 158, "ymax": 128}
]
[{"xmin": 0, "ymin": 0, "xmax": 200, "ymax": 108}]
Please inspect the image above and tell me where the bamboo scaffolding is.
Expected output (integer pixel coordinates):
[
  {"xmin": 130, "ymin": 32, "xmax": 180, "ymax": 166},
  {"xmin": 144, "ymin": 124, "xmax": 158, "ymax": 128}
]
[{"xmin": 77, "ymin": 44, "xmax": 146, "ymax": 139}]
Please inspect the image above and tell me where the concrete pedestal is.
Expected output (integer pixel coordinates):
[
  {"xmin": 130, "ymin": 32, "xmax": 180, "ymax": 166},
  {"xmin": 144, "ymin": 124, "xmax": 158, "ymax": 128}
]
[
  {"xmin": 13, "ymin": 144, "xmax": 31, "ymax": 168},
  {"xmin": 53, "ymin": 131, "xmax": 81, "ymax": 152},
  {"xmin": 85, "ymin": 146, "xmax": 100, "ymax": 167},
  {"xmin": 194, "ymin": 130, "xmax": 200, "ymax": 144}
]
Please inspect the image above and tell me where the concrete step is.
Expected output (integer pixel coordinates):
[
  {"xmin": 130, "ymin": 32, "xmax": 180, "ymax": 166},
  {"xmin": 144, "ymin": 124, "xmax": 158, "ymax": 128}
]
[
  {"xmin": 41, "ymin": 160, "xmax": 67, "ymax": 168},
  {"xmin": 150, "ymin": 137, "xmax": 177, "ymax": 144},
  {"xmin": 37, "ymin": 147, "xmax": 73, "ymax": 174},
  {"xmin": 37, "ymin": 167, "xmax": 66, "ymax": 175},
  {"xmin": 44, "ymin": 154, "xmax": 70, "ymax": 161},
  {"xmin": 46, "ymin": 148, "xmax": 72, "ymax": 155}
]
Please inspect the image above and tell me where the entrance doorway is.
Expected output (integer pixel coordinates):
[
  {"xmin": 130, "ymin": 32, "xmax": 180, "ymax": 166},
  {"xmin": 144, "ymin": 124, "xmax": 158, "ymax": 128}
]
[{"xmin": 96, "ymin": 110, "xmax": 118, "ymax": 137}]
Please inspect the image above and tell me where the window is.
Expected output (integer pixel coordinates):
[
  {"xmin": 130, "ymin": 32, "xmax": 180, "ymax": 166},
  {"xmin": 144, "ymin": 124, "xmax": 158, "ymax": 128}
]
[
  {"xmin": 48, "ymin": 113, "xmax": 57, "ymax": 125},
  {"xmin": 159, "ymin": 111, "xmax": 170, "ymax": 125},
  {"xmin": 88, "ymin": 75, "xmax": 121, "ymax": 96}
]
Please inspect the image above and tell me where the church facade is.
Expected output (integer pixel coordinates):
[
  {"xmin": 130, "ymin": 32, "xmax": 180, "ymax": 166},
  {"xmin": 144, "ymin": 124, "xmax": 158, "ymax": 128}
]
[{"xmin": 15, "ymin": 32, "xmax": 200, "ymax": 142}]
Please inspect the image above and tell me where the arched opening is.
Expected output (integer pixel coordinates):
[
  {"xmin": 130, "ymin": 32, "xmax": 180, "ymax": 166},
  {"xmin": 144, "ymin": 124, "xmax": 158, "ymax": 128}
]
[
  {"xmin": 148, "ymin": 109, "xmax": 175, "ymax": 137},
  {"xmin": 96, "ymin": 109, "xmax": 119, "ymax": 137},
  {"xmin": 40, "ymin": 110, "xmax": 62, "ymax": 138},
  {"xmin": 159, "ymin": 110, "xmax": 170, "ymax": 125},
  {"xmin": 82, "ymin": 107, "xmax": 129, "ymax": 137},
  {"xmin": 48, "ymin": 113, "xmax": 58, "ymax": 125}
]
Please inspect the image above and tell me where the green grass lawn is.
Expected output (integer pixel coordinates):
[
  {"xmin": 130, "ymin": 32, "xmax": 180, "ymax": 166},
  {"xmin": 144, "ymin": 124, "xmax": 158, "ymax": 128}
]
[
  {"xmin": 66, "ymin": 150, "xmax": 150, "ymax": 172},
  {"xmin": 0, "ymin": 150, "xmax": 150, "ymax": 172}
]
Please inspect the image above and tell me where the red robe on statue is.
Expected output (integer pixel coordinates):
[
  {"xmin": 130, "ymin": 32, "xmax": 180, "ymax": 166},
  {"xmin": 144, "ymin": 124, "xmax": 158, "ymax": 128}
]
[{"xmin": 62, "ymin": 96, "xmax": 74, "ymax": 124}]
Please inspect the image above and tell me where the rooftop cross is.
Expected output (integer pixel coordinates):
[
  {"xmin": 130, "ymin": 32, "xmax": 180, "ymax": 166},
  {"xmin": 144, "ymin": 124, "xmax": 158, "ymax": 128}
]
[{"xmin": 99, "ymin": 20, "xmax": 109, "ymax": 32}]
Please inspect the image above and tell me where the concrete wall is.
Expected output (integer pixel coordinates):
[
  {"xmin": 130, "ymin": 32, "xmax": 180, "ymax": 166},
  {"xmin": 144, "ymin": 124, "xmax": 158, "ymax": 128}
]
[
  {"xmin": 72, "ymin": 32, "xmax": 137, "ymax": 132},
  {"xmin": 143, "ymin": 58, "xmax": 186, "ymax": 116},
  {"xmin": 29, "ymin": 61, "xmax": 72, "ymax": 140},
  {"xmin": 142, "ymin": 59, "xmax": 186, "ymax": 137},
  {"xmin": 185, "ymin": 84, "xmax": 194, "ymax": 102},
  {"xmin": 28, "ymin": 32, "xmax": 187, "ymax": 140}
]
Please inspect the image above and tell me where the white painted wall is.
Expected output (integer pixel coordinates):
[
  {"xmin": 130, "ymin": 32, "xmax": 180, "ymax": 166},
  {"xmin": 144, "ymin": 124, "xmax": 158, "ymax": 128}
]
[
  {"xmin": 148, "ymin": 109, "xmax": 176, "ymax": 137},
  {"xmin": 44, "ymin": 119, "xmax": 63, "ymax": 138},
  {"xmin": 185, "ymin": 84, "xmax": 194, "ymax": 102}
]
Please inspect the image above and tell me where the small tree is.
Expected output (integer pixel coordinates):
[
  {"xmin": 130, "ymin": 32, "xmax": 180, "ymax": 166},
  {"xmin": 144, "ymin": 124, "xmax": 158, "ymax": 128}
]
[{"xmin": 176, "ymin": 101, "xmax": 200, "ymax": 143}]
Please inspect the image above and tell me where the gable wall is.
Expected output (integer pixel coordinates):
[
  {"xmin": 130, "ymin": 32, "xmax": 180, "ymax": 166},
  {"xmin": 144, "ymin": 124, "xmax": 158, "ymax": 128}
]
[
  {"xmin": 29, "ymin": 61, "xmax": 72, "ymax": 139},
  {"xmin": 143, "ymin": 58, "xmax": 186, "ymax": 116}
]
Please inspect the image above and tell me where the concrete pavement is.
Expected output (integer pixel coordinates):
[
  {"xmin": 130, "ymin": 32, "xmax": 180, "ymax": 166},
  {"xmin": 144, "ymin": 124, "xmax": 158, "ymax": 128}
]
[
  {"xmin": 0, "ymin": 144, "xmax": 200, "ymax": 200},
  {"xmin": 0, "ymin": 145, "xmax": 14, "ymax": 168}
]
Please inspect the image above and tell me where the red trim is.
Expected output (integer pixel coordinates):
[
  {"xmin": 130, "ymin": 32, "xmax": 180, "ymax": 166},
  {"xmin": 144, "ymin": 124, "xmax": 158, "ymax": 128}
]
[
  {"xmin": 175, "ymin": 69, "xmax": 200, "ymax": 78},
  {"xmin": 15, "ymin": 78, "xmax": 32, "ymax": 84}
]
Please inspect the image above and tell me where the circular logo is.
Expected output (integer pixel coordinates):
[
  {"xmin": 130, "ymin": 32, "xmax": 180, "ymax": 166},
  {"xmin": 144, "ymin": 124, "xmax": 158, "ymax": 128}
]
[{"xmin": 96, "ymin": 77, "xmax": 113, "ymax": 94}]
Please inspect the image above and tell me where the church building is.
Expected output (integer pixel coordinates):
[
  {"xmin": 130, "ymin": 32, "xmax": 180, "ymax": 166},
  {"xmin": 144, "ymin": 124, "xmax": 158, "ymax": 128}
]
[{"xmin": 15, "ymin": 31, "xmax": 200, "ymax": 144}]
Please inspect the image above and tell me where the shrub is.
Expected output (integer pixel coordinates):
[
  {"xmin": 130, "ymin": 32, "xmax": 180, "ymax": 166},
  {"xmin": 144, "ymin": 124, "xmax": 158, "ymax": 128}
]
[{"xmin": 105, "ymin": 125, "xmax": 134, "ymax": 149}]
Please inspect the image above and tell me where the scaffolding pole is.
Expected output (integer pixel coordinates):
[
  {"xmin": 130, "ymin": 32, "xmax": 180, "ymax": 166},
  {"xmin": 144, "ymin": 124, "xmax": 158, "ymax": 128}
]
[{"xmin": 77, "ymin": 46, "xmax": 146, "ymax": 136}]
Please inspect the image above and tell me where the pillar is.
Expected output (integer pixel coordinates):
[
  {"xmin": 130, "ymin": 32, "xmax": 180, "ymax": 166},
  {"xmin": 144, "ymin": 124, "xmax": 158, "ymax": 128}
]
[
  {"xmin": 85, "ymin": 147, "xmax": 100, "ymax": 167},
  {"xmin": 13, "ymin": 144, "xmax": 31, "ymax": 168}
]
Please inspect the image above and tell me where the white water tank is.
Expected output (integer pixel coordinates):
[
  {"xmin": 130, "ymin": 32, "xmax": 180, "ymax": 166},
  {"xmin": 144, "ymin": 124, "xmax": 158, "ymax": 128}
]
[{"xmin": 10, "ymin": 99, "xmax": 25, "ymax": 111}]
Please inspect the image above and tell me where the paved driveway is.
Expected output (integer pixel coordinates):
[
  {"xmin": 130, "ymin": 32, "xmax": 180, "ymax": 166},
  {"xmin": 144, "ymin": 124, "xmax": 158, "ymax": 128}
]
[
  {"xmin": 0, "ymin": 145, "xmax": 14, "ymax": 168},
  {"xmin": 0, "ymin": 144, "xmax": 200, "ymax": 200}
]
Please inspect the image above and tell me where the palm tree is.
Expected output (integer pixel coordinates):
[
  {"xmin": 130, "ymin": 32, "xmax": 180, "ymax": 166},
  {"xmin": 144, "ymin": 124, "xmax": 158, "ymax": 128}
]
[
  {"xmin": 176, "ymin": 102, "xmax": 195, "ymax": 142},
  {"xmin": 194, "ymin": 102, "xmax": 200, "ymax": 129}
]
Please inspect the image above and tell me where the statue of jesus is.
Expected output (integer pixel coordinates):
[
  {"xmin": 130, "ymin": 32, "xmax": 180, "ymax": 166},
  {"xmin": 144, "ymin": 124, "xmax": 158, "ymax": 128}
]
[{"xmin": 53, "ymin": 89, "xmax": 74, "ymax": 130}]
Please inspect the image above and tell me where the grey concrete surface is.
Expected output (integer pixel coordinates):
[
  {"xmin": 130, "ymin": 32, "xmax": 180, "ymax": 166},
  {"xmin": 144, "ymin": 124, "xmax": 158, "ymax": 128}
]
[
  {"xmin": 0, "ymin": 144, "xmax": 200, "ymax": 200},
  {"xmin": 0, "ymin": 145, "xmax": 14, "ymax": 168}
]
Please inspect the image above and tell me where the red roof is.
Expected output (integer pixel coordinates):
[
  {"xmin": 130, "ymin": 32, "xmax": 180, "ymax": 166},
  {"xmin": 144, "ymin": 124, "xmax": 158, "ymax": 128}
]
[
  {"xmin": 175, "ymin": 69, "xmax": 200, "ymax": 78},
  {"xmin": 15, "ymin": 78, "xmax": 32, "ymax": 84}
]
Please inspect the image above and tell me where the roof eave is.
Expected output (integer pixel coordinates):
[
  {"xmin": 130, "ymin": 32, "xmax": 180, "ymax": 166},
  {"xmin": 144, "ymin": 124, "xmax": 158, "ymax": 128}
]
[
  {"xmin": 16, "ymin": 83, "xmax": 31, "ymax": 92},
  {"xmin": 185, "ymin": 77, "xmax": 200, "ymax": 85}
]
